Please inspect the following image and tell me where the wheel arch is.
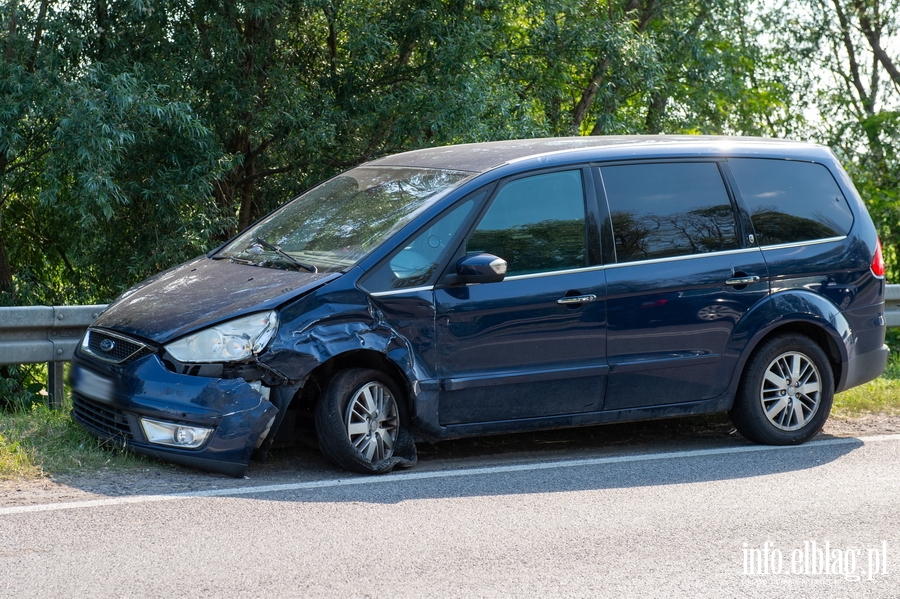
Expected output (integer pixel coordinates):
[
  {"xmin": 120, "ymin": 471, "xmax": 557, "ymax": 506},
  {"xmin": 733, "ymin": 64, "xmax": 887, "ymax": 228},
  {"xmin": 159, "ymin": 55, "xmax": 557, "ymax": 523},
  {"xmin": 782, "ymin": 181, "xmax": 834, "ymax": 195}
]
[
  {"xmin": 728, "ymin": 290, "xmax": 851, "ymax": 403},
  {"xmin": 744, "ymin": 321, "xmax": 844, "ymax": 386},
  {"xmin": 292, "ymin": 348, "xmax": 415, "ymax": 413}
]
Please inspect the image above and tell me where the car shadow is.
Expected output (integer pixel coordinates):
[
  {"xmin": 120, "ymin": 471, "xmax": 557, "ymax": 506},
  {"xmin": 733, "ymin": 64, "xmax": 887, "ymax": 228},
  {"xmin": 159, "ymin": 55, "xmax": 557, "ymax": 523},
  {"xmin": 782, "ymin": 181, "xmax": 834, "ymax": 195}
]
[
  {"xmin": 261, "ymin": 430, "xmax": 863, "ymax": 505},
  {"xmin": 43, "ymin": 414, "xmax": 867, "ymax": 505}
]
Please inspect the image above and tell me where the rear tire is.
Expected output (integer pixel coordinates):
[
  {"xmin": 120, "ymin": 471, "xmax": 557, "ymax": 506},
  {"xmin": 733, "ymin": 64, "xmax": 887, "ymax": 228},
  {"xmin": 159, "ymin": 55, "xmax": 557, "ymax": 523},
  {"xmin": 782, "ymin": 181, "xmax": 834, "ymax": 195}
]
[
  {"xmin": 315, "ymin": 368, "xmax": 417, "ymax": 474},
  {"xmin": 729, "ymin": 334, "xmax": 834, "ymax": 445}
]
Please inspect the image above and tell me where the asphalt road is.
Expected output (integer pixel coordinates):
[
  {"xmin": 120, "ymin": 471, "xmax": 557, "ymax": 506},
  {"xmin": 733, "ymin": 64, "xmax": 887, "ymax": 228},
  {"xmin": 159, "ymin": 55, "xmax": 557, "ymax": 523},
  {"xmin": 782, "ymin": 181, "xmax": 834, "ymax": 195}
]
[{"xmin": 2, "ymin": 431, "xmax": 899, "ymax": 598}]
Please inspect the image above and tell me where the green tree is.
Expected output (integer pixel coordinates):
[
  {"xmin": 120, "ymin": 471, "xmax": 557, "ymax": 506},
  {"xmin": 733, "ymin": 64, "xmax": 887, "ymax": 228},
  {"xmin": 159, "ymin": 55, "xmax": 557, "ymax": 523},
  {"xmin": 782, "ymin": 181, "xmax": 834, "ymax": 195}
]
[
  {"xmin": 766, "ymin": 0, "xmax": 900, "ymax": 281},
  {"xmin": 485, "ymin": 0, "xmax": 794, "ymax": 137},
  {"xmin": 1, "ymin": 0, "xmax": 226, "ymax": 305},
  {"xmin": 2, "ymin": 0, "xmax": 795, "ymax": 308},
  {"xmin": 4, "ymin": 0, "xmax": 859, "ymax": 401}
]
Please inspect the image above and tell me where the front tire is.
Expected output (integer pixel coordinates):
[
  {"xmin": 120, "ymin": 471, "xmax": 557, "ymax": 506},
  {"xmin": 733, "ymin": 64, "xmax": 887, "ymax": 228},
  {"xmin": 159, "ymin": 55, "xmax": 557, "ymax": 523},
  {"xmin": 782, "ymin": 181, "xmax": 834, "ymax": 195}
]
[
  {"xmin": 315, "ymin": 368, "xmax": 417, "ymax": 474},
  {"xmin": 730, "ymin": 334, "xmax": 834, "ymax": 445}
]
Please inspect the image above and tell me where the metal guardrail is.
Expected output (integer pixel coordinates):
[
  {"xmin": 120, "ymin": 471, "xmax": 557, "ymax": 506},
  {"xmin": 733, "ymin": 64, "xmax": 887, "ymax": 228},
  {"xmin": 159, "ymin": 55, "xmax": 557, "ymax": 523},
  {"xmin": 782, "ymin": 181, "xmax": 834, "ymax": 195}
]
[
  {"xmin": 0, "ymin": 305, "xmax": 108, "ymax": 407},
  {"xmin": 887, "ymin": 284, "xmax": 900, "ymax": 328},
  {"xmin": 1, "ymin": 285, "xmax": 899, "ymax": 409}
]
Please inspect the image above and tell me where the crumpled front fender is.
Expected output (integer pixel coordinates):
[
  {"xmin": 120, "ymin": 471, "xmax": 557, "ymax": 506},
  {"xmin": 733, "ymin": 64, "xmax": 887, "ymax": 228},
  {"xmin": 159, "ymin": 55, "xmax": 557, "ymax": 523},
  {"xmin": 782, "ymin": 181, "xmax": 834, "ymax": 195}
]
[{"xmin": 261, "ymin": 281, "xmax": 419, "ymax": 384}]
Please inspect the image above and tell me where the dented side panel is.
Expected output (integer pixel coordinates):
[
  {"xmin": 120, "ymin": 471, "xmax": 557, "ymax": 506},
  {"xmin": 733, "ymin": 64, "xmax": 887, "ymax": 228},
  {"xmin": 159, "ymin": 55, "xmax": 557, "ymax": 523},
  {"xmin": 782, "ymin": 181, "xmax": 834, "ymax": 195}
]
[
  {"xmin": 261, "ymin": 271, "xmax": 441, "ymax": 432},
  {"xmin": 244, "ymin": 272, "xmax": 432, "ymax": 468}
]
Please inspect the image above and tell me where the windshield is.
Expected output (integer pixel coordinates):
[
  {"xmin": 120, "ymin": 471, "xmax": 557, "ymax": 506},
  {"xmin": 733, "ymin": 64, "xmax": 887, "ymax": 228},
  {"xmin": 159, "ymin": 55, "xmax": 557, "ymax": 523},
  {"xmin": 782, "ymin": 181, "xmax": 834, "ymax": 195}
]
[{"xmin": 215, "ymin": 166, "xmax": 472, "ymax": 272}]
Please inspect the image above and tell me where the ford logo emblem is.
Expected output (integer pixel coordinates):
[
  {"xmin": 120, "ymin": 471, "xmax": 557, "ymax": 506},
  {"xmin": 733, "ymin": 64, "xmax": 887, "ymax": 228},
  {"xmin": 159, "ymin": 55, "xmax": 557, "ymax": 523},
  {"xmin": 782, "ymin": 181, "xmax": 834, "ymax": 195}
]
[{"xmin": 99, "ymin": 339, "xmax": 116, "ymax": 352}]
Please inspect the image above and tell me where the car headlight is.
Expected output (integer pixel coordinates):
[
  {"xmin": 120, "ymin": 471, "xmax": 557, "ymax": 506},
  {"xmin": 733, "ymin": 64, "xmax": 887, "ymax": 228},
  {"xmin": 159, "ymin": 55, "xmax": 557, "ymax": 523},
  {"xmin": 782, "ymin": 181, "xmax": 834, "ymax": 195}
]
[{"xmin": 165, "ymin": 311, "xmax": 278, "ymax": 363}]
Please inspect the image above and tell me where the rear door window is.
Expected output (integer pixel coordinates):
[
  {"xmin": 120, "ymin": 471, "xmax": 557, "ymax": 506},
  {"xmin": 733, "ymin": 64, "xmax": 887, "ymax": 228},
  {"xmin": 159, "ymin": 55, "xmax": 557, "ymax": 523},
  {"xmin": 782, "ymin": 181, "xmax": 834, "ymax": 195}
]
[
  {"xmin": 728, "ymin": 158, "xmax": 854, "ymax": 245},
  {"xmin": 599, "ymin": 162, "xmax": 739, "ymax": 263}
]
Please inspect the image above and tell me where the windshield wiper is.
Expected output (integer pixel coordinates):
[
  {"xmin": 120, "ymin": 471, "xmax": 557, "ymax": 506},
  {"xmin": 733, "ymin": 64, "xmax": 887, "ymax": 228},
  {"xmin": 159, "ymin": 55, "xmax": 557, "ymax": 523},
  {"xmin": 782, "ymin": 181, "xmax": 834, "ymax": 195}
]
[
  {"xmin": 253, "ymin": 237, "xmax": 318, "ymax": 273},
  {"xmin": 211, "ymin": 254, "xmax": 254, "ymax": 265}
]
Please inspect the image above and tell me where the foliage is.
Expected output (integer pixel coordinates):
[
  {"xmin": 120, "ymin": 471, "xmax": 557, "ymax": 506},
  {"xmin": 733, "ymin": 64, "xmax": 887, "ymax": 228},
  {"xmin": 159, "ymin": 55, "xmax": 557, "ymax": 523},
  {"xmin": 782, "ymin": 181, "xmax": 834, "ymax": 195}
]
[
  {"xmin": 887, "ymin": 328, "xmax": 900, "ymax": 353},
  {"xmin": 0, "ymin": 0, "xmax": 899, "ymax": 405},
  {"xmin": 0, "ymin": 1, "xmax": 228, "ymax": 306},
  {"xmin": 0, "ymin": 0, "xmax": 825, "ymax": 308},
  {"xmin": 0, "ymin": 364, "xmax": 45, "ymax": 411}
]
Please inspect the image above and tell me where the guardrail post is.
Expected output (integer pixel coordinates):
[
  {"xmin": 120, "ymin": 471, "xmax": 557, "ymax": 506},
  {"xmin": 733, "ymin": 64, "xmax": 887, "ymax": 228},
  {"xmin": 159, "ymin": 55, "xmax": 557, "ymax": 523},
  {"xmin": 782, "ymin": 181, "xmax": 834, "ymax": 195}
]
[{"xmin": 47, "ymin": 361, "xmax": 65, "ymax": 410}]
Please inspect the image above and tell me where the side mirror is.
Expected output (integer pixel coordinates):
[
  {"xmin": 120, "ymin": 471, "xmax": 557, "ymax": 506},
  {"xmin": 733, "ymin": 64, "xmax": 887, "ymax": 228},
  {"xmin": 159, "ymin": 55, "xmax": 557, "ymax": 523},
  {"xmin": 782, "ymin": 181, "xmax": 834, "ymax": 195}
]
[{"xmin": 455, "ymin": 253, "xmax": 507, "ymax": 284}]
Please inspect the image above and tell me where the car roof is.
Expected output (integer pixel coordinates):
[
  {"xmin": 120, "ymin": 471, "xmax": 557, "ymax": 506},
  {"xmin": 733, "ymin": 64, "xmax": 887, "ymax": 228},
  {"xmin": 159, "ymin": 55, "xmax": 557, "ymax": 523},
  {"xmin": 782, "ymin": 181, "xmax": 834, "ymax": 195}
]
[{"xmin": 364, "ymin": 135, "xmax": 830, "ymax": 173}]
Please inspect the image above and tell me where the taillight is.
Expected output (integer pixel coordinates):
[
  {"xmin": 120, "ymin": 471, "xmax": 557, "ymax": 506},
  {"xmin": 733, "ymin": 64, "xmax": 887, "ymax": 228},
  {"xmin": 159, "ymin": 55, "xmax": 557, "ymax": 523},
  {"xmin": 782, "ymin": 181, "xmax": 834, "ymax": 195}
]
[{"xmin": 871, "ymin": 238, "xmax": 885, "ymax": 278}]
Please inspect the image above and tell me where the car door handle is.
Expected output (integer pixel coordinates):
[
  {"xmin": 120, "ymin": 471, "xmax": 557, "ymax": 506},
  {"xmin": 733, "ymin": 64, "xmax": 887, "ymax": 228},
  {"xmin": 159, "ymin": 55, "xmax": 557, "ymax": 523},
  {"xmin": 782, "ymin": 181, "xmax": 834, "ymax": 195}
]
[
  {"xmin": 557, "ymin": 294, "xmax": 598, "ymax": 305},
  {"xmin": 725, "ymin": 275, "xmax": 760, "ymax": 286}
]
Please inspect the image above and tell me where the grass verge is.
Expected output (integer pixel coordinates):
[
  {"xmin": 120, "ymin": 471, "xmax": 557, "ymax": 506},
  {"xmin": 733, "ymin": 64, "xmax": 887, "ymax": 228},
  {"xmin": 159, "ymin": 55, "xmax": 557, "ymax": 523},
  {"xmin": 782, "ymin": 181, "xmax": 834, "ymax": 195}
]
[
  {"xmin": 0, "ymin": 399, "xmax": 147, "ymax": 480},
  {"xmin": 832, "ymin": 352, "xmax": 900, "ymax": 417}
]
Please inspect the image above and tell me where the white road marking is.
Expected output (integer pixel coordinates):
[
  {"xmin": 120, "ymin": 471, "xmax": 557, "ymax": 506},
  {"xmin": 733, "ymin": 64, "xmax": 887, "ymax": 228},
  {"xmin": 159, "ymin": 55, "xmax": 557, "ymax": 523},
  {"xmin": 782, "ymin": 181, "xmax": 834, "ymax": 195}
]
[{"xmin": 3, "ymin": 434, "xmax": 899, "ymax": 516}]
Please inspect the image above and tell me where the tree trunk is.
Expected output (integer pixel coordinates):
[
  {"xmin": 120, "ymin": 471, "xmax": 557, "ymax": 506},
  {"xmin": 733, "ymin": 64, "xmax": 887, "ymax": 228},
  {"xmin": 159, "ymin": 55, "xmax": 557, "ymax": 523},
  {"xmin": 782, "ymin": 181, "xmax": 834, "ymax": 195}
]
[
  {"xmin": 0, "ymin": 232, "xmax": 14, "ymax": 293},
  {"xmin": 644, "ymin": 91, "xmax": 667, "ymax": 133},
  {"xmin": 832, "ymin": 0, "xmax": 873, "ymax": 114},
  {"xmin": 238, "ymin": 153, "xmax": 255, "ymax": 232},
  {"xmin": 572, "ymin": 62, "xmax": 609, "ymax": 131}
]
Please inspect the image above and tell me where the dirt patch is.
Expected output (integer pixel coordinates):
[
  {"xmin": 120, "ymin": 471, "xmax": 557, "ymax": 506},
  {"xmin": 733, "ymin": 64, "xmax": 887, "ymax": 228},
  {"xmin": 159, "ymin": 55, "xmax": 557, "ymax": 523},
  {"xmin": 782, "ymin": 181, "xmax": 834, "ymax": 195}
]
[{"xmin": 822, "ymin": 413, "xmax": 900, "ymax": 437}]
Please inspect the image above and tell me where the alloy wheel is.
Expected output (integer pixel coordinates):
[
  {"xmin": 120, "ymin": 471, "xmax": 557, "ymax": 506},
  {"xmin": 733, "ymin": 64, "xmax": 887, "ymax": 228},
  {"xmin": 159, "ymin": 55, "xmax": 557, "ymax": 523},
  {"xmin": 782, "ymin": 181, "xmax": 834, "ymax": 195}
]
[
  {"xmin": 344, "ymin": 381, "xmax": 400, "ymax": 462},
  {"xmin": 760, "ymin": 351, "xmax": 822, "ymax": 431}
]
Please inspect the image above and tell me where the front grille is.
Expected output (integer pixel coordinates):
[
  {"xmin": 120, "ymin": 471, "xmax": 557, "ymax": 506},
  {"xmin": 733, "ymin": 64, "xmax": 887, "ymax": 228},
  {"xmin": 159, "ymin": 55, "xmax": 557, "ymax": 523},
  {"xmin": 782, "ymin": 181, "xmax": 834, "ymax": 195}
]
[
  {"xmin": 85, "ymin": 329, "xmax": 153, "ymax": 364},
  {"xmin": 72, "ymin": 393, "xmax": 133, "ymax": 440}
]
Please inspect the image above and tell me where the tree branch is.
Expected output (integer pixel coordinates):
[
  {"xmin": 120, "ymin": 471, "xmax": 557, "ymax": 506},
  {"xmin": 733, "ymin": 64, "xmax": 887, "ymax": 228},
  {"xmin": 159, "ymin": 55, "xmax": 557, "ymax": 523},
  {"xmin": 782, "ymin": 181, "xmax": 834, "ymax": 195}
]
[
  {"xmin": 870, "ymin": 51, "xmax": 880, "ymax": 109},
  {"xmin": 830, "ymin": 0, "xmax": 872, "ymax": 114},
  {"xmin": 233, "ymin": 164, "xmax": 294, "ymax": 186},
  {"xmin": 26, "ymin": 0, "xmax": 51, "ymax": 72},
  {"xmin": 634, "ymin": 0, "xmax": 660, "ymax": 33},
  {"xmin": 5, "ymin": 3, "xmax": 17, "ymax": 64},
  {"xmin": 572, "ymin": 58, "xmax": 610, "ymax": 130},
  {"xmin": 0, "ymin": 170, "xmax": 43, "ymax": 211},
  {"xmin": 853, "ymin": 0, "xmax": 900, "ymax": 89},
  {"xmin": 3, "ymin": 146, "xmax": 52, "ymax": 177},
  {"xmin": 573, "ymin": 1, "xmax": 659, "ymax": 132},
  {"xmin": 247, "ymin": 136, "xmax": 276, "ymax": 160}
]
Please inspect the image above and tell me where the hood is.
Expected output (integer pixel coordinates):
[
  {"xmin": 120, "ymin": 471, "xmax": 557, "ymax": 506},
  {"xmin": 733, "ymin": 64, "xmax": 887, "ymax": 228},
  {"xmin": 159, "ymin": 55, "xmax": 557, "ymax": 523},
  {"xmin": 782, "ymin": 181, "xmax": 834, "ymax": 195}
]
[{"xmin": 93, "ymin": 256, "xmax": 340, "ymax": 343}]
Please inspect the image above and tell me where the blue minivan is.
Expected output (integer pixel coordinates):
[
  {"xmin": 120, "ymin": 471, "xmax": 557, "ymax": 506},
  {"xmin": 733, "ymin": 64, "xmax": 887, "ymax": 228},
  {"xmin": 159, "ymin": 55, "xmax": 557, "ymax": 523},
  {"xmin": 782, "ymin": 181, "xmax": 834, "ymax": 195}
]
[{"xmin": 69, "ymin": 136, "xmax": 890, "ymax": 476}]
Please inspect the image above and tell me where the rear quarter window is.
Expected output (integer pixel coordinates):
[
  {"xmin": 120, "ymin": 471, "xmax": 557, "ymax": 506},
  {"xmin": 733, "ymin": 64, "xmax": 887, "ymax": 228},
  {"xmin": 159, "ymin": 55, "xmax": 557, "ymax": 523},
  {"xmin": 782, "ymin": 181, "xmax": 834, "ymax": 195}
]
[{"xmin": 728, "ymin": 158, "xmax": 854, "ymax": 245}]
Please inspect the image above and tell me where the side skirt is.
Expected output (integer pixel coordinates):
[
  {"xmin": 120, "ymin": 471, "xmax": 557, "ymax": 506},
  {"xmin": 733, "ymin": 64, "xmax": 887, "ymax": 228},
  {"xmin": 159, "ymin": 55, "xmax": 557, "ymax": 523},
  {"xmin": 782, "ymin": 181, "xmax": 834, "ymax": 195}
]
[{"xmin": 415, "ymin": 394, "xmax": 735, "ymax": 442}]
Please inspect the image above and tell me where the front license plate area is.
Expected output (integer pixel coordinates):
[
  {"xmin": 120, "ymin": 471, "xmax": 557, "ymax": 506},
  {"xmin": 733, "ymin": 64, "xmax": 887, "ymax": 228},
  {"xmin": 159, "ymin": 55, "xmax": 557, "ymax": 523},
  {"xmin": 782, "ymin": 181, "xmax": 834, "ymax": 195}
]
[{"xmin": 73, "ymin": 366, "xmax": 115, "ymax": 403}]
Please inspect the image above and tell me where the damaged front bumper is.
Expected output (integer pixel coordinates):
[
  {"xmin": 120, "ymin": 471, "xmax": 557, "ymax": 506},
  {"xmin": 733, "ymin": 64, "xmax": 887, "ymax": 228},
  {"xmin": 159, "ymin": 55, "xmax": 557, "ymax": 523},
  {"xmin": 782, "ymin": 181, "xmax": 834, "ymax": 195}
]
[{"xmin": 69, "ymin": 352, "xmax": 278, "ymax": 477}]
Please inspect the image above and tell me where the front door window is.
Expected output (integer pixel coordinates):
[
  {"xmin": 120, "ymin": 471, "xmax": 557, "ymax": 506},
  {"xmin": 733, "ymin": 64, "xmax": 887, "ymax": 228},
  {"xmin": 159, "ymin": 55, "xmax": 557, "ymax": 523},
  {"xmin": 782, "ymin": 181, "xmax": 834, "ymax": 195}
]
[{"xmin": 466, "ymin": 170, "xmax": 586, "ymax": 276}]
